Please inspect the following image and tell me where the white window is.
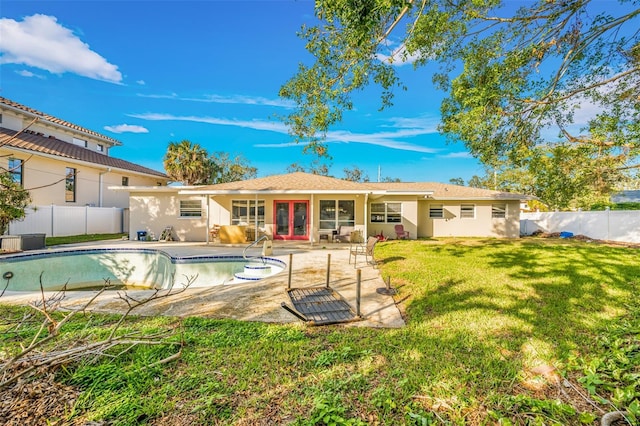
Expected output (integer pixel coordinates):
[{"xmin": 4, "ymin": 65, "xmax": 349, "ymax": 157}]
[
  {"xmin": 72, "ymin": 137, "xmax": 87, "ymax": 147},
  {"xmin": 121, "ymin": 176, "xmax": 129, "ymax": 186},
  {"xmin": 232, "ymin": 200, "xmax": 265, "ymax": 226},
  {"xmin": 371, "ymin": 202, "xmax": 401, "ymax": 223},
  {"xmin": 460, "ymin": 204, "xmax": 475, "ymax": 219},
  {"xmin": 179, "ymin": 200, "xmax": 202, "ymax": 217},
  {"xmin": 429, "ymin": 204, "xmax": 444, "ymax": 219},
  {"xmin": 492, "ymin": 203, "xmax": 506, "ymax": 218},
  {"xmin": 320, "ymin": 200, "xmax": 354, "ymax": 230},
  {"xmin": 97, "ymin": 144, "xmax": 104, "ymax": 152}
]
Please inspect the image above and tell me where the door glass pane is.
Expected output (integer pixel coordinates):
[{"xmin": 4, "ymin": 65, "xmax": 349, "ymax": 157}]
[
  {"xmin": 293, "ymin": 202, "xmax": 307, "ymax": 236},
  {"xmin": 276, "ymin": 202, "xmax": 289, "ymax": 235}
]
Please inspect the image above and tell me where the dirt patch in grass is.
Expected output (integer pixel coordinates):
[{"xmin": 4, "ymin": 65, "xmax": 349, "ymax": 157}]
[{"xmin": 0, "ymin": 373, "xmax": 81, "ymax": 425}]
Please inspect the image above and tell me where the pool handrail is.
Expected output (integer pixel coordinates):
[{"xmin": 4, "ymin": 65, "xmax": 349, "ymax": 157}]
[{"xmin": 243, "ymin": 235, "xmax": 269, "ymax": 264}]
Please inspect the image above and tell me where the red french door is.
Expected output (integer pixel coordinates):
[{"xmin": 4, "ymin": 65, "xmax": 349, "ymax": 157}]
[{"xmin": 274, "ymin": 201, "xmax": 309, "ymax": 240}]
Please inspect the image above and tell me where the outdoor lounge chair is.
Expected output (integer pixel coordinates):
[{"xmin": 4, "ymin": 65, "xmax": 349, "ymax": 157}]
[
  {"xmin": 349, "ymin": 236, "xmax": 378, "ymax": 268},
  {"xmin": 334, "ymin": 225, "xmax": 355, "ymax": 243},
  {"xmin": 394, "ymin": 224, "xmax": 410, "ymax": 239}
]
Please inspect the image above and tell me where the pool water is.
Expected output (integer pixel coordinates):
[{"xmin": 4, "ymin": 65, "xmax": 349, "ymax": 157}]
[{"xmin": 0, "ymin": 248, "xmax": 285, "ymax": 291}]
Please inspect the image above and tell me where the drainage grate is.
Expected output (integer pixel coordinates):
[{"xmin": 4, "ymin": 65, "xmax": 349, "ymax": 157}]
[{"xmin": 284, "ymin": 287, "xmax": 359, "ymax": 325}]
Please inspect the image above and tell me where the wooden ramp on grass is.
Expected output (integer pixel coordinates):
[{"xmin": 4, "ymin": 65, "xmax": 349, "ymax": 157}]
[{"xmin": 281, "ymin": 287, "xmax": 361, "ymax": 326}]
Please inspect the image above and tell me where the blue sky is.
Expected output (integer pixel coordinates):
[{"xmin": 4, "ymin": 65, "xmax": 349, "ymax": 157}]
[{"xmin": 3, "ymin": 1, "xmax": 498, "ymax": 183}]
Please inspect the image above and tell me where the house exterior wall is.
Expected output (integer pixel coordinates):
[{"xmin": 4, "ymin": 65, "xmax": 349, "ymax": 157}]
[
  {"xmin": 129, "ymin": 192, "xmax": 208, "ymax": 242},
  {"xmin": 1, "ymin": 150, "xmax": 163, "ymax": 208},
  {"xmin": 421, "ymin": 200, "xmax": 521, "ymax": 238},
  {"xmin": 208, "ymin": 194, "xmax": 366, "ymax": 243},
  {"xmin": 366, "ymin": 196, "xmax": 419, "ymax": 240},
  {"xmin": 128, "ymin": 193, "xmax": 522, "ymax": 242}
]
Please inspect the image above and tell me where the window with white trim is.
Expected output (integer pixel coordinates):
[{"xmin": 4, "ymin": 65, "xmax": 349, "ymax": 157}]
[
  {"xmin": 232, "ymin": 199, "xmax": 265, "ymax": 226},
  {"xmin": 319, "ymin": 200, "xmax": 354, "ymax": 230},
  {"xmin": 65, "ymin": 167, "xmax": 76, "ymax": 202},
  {"xmin": 371, "ymin": 202, "xmax": 402, "ymax": 223},
  {"xmin": 429, "ymin": 204, "xmax": 444, "ymax": 219},
  {"xmin": 8, "ymin": 158, "xmax": 23, "ymax": 186},
  {"xmin": 179, "ymin": 200, "xmax": 202, "ymax": 217},
  {"xmin": 97, "ymin": 144, "xmax": 104, "ymax": 152},
  {"xmin": 460, "ymin": 204, "xmax": 475, "ymax": 219},
  {"xmin": 492, "ymin": 203, "xmax": 506, "ymax": 218},
  {"xmin": 122, "ymin": 176, "xmax": 129, "ymax": 186},
  {"xmin": 72, "ymin": 137, "xmax": 87, "ymax": 148}
]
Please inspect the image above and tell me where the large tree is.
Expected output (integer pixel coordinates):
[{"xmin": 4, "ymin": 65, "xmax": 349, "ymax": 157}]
[
  {"xmin": 280, "ymin": 0, "xmax": 640, "ymax": 203},
  {"xmin": 210, "ymin": 152, "xmax": 257, "ymax": 183},
  {"xmin": 163, "ymin": 140, "xmax": 213, "ymax": 185}
]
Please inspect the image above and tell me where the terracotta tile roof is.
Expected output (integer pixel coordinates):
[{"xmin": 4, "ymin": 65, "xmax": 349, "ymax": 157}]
[
  {"xmin": 0, "ymin": 127, "xmax": 168, "ymax": 179},
  {"xmin": 188, "ymin": 172, "xmax": 530, "ymax": 200},
  {"xmin": 198, "ymin": 172, "xmax": 367, "ymax": 191},
  {"xmin": 0, "ymin": 96, "xmax": 121, "ymax": 146}
]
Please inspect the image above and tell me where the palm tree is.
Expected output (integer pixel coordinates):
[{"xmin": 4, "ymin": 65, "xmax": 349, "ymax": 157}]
[{"xmin": 163, "ymin": 140, "xmax": 213, "ymax": 185}]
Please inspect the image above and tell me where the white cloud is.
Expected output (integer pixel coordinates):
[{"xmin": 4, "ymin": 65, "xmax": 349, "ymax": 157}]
[
  {"xmin": 130, "ymin": 112, "xmax": 440, "ymax": 153},
  {"xmin": 136, "ymin": 80, "xmax": 146, "ymax": 85},
  {"xmin": 16, "ymin": 69, "xmax": 45, "ymax": 79},
  {"xmin": 0, "ymin": 14, "xmax": 122, "ymax": 83},
  {"xmin": 104, "ymin": 124, "xmax": 149, "ymax": 134},
  {"xmin": 137, "ymin": 92, "xmax": 295, "ymax": 108},
  {"xmin": 436, "ymin": 151, "xmax": 472, "ymax": 159},
  {"xmin": 376, "ymin": 42, "xmax": 421, "ymax": 67}
]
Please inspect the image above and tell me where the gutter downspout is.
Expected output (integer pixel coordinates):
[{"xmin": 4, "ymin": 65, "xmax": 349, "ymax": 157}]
[
  {"xmin": 254, "ymin": 193, "xmax": 259, "ymax": 242},
  {"xmin": 206, "ymin": 195, "xmax": 210, "ymax": 244},
  {"xmin": 364, "ymin": 193, "xmax": 369, "ymax": 239},
  {"xmin": 98, "ymin": 167, "xmax": 111, "ymax": 207},
  {"xmin": 310, "ymin": 193, "xmax": 314, "ymax": 247}
]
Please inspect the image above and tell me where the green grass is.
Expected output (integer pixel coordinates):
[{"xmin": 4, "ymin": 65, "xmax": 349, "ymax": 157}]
[
  {"xmin": 1, "ymin": 238, "xmax": 638, "ymax": 425},
  {"xmin": 45, "ymin": 233, "xmax": 127, "ymax": 246}
]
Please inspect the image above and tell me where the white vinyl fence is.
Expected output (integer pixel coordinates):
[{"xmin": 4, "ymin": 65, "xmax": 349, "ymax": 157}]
[
  {"xmin": 521, "ymin": 210, "xmax": 640, "ymax": 244},
  {"xmin": 7, "ymin": 205, "xmax": 127, "ymax": 237}
]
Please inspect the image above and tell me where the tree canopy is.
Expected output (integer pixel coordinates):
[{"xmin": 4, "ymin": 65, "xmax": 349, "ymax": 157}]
[
  {"xmin": 163, "ymin": 141, "xmax": 256, "ymax": 185},
  {"xmin": 0, "ymin": 171, "xmax": 31, "ymax": 235},
  {"xmin": 280, "ymin": 0, "xmax": 640, "ymax": 205}
]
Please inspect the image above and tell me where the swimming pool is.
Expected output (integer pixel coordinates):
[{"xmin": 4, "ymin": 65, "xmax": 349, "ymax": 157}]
[{"xmin": 0, "ymin": 248, "xmax": 286, "ymax": 291}]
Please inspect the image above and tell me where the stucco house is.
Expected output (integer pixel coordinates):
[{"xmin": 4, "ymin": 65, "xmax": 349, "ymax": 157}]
[
  {"xmin": 0, "ymin": 96, "xmax": 169, "ymax": 209},
  {"xmin": 120, "ymin": 172, "xmax": 530, "ymax": 243}
]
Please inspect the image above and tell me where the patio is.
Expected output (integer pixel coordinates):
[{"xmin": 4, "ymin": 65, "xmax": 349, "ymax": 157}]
[{"xmin": 0, "ymin": 240, "xmax": 405, "ymax": 328}]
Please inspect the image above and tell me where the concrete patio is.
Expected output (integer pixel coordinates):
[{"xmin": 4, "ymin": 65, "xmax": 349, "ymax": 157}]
[{"xmin": 0, "ymin": 240, "xmax": 405, "ymax": 328}]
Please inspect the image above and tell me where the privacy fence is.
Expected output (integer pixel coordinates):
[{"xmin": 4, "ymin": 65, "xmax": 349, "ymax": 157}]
[
  {"xmin": 7, "ymin": 205, "xmax": 127, "ymax": 237},
  {"xmin": 520, "ymin": 210, "xmax": 640, "ymax": 244}
]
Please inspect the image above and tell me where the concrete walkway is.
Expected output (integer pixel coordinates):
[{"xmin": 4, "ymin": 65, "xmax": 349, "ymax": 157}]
[{"xmin": 1, "ymin": 240, "xmax": 405, "ymax": 328}]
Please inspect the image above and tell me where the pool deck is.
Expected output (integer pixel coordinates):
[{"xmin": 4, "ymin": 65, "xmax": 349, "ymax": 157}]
[{"xmin": 0, "ymin": 240, "xmax": 405, "ymax": 328}]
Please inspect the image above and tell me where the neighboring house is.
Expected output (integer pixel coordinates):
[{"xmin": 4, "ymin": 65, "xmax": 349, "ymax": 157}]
[
  {"xmin": 0, "ymin": 96, "xmax": 169, "ymax": 209},
  {"xmin": 119, "ymin": 172, "xmax": 530, "ymax": 242}
]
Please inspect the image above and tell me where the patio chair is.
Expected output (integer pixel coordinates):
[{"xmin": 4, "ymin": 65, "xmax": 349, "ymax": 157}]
[
  {"xmin": 349, "ymin": 236, "xmax": 378, "ymax": 268},
  {"xmin": 334, "ymin": 225, "xmax": 355, "ymax": 243},
  {"xmin": 394, "ymin": 224, "xmax": 410, "ymax": 239}
]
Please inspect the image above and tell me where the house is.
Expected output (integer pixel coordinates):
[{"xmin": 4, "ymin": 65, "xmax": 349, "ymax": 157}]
[
  {"xmin": 119, "ymin": 172, "xmax": 530, "ymax": 242},
  {"xmin": 0, "ymin": 96, "xmax": 169, "ymax": 209}
]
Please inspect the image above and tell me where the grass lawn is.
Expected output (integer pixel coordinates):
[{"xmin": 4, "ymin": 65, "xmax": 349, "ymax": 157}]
[
  {"xmin": 1, "ymin": 238, "xmax": 638, "ymax": 425},
  {"xmin": 45, "ymin": 233, "xmax": 127, "ymax": 246}
]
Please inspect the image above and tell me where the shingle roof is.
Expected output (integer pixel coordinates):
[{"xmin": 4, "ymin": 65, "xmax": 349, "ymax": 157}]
[
  {"xmin": 186, "ymin": 172, "xmax": 530, "ymax": 200},
  {"xmin": 197, "ymin": 172, "xmax": 367, "ymax": 191},
  {"xmin": 0, "ymin": 127, "xmax": 168, "ymax": 179},
  {"xmin": 0, "ymin": 96, "xmax": 121, "ymax": 145},
  {"xmin": 366, "ymin": 181, "xmax": 528, "ymax": 200}
]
